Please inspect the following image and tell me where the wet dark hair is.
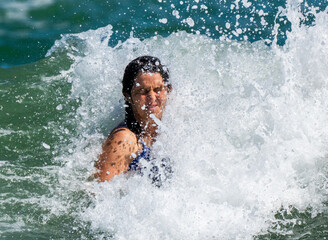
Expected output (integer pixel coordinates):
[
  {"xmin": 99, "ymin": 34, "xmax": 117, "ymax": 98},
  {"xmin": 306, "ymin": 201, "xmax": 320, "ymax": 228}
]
[{"xmin": 122, "ymin": 56, "xmax": 171, "ymax": 135}]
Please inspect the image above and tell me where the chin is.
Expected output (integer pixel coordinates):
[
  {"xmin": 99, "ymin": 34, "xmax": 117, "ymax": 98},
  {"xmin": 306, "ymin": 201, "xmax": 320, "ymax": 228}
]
[
  {"xmin": 144, "ymin": 112, "xmax": 161, "ymax": 121},
  {"xmin": 154, "ymin": 113, "xmax": 163, "ymax": 120}
]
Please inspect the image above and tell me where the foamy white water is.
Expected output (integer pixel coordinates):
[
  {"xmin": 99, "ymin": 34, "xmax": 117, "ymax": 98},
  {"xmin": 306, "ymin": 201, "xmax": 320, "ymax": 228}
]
[{"xmin": 45, "ymin": 5, "xmax": 328, "ymax": 240}]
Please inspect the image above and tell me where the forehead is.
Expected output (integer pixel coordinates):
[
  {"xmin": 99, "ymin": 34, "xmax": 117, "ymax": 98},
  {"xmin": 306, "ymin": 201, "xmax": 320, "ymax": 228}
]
[{"xmin": 134, "ymin": 72, "xmax": 164, "ymax": 87}]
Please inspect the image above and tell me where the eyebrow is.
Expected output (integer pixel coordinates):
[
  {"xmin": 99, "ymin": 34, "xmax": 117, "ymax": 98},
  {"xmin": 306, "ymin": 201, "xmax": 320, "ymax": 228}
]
[{"xmin": 134, "ymin": 83, "xmax": 165, "ymax": 89}]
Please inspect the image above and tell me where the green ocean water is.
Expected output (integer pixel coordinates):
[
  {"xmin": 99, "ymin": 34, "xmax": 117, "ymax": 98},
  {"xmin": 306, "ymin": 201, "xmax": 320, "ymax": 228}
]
[
  {"xmin": 1, "ymin": 0, "xmax": 328, "ymax": 239},
  {"xmin": 1, "ymin": 0, "xmax": 298, "ymax": 67}
]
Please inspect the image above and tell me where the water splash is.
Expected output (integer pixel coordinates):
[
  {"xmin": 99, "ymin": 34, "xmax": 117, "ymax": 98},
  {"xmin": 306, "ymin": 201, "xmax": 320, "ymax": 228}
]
[
  {"xmin": 50, "ymin": 9, "xmax": 328, "ymax": 237},
  {"xmin": 1, "ymin": 0, "xmax": 328, "ymax": 239}
]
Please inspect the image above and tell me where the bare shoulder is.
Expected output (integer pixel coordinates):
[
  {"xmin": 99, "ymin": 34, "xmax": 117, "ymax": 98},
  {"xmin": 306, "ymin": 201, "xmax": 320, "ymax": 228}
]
[
  {"xmin": 95, "ymin": 125, "xmax": 139, "ymax": 181},
  {"xmin": 105, "ymin": 126, "xmax": 138, "ymax": 147},
  {"xmin": 101, "ymin": 126, "xmax": 139, "ymax": 162}
]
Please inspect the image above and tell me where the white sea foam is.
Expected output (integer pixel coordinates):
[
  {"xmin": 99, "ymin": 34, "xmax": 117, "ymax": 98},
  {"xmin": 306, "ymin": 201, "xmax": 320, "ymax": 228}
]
[
  {"xmin": 0, "ymin": 129, "xmax": 14, "ymax": 137},
  {"xmin": 48, "ymin": 5, "xmax": 328, "ymax": 240}
]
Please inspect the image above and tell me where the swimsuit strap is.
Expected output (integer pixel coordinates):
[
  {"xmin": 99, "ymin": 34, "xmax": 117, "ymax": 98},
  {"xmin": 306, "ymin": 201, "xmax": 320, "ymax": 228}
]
[
  {"xmin": 128, "ymin": 140, "xmax": 151, "ymax": 171},
  {"xmin": 109, "ymin": 123, "xmax": 128, "ymax": 136},
  {"xmin": 117, "ymin": 122, "xmax": 127, "ymax": 128}
]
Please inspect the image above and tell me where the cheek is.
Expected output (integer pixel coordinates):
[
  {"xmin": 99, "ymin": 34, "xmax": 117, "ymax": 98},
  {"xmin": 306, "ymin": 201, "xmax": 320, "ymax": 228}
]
[
  {"xmin": 159, "ymin": 92, "xmax": 168, "ymax": 101},
  {"xmin": 133, "ymin": 96, "xmax": 147, "ymax": 110},
  {"xmin": 139, "ymin": 95, "xmax": 147, "ymax": 103},
  {"xmin": 132, "ymin": 95, "xmax": 144, "ymax": 104}
]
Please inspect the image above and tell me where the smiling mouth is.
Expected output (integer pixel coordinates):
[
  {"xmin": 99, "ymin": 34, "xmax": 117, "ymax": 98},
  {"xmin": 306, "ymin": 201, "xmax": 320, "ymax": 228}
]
[{"xmin": 147, "ymin": 105, "xmax": 158, "ymax": 111}]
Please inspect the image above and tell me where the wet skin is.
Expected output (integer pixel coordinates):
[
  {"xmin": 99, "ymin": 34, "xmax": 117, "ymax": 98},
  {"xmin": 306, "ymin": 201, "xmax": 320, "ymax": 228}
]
[
  {"xmin": 95, "ymin": 72, "xmax": 169, "ymax": 182},
  {"xmin": 128, "ymin": 72, "xmax": 168, "ymax": 130}
]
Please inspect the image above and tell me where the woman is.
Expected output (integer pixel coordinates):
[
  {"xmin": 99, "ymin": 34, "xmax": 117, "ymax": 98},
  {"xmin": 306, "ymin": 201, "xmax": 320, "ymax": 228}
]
[{"xmin": 95, "ymin": 56, "xmax": 171, "ymax": 182}]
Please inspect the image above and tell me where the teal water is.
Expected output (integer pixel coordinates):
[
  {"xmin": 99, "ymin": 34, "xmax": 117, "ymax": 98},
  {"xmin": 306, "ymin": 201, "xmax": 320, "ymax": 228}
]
[
  {"xmin": 1, "ymin": 0, "xmax": 328, "ymax": 239},
  {"xmin": 0, "ymin": 0, "xmax": 311, "ymax": 67}
]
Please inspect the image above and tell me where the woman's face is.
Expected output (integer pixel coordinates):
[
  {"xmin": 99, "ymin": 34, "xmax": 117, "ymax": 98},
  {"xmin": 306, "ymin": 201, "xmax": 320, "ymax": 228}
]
[{"xmin": 129, "ymin": 72, "xmax": 168, "ymax": 126}]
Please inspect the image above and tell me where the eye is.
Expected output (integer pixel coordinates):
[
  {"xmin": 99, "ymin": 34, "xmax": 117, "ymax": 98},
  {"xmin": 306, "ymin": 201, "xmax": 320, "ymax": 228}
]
[
  {"xmin": 154, "ymin": 86, "xmax": 164, "ymax": 93},
  {"xmin": 136, "ymin": 88, "xmax": 147, "ymax": 94}
]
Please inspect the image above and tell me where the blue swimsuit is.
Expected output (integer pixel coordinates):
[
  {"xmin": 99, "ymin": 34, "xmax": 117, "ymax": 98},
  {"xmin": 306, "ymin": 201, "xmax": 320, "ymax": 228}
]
[
  {"xmin": 127, "ymin": 141, "xmax": 151, "ymax": 172},
  {"xmin": 114, "ymin": 123, "xmax": 172, "ymax": 186},
  {"xmin": 126, "ymin": 138, "xmax": 172, "ymax": 187},
  {"xmin": 113, "ymin": 123, "xmax": 152, "ymax": 172}
]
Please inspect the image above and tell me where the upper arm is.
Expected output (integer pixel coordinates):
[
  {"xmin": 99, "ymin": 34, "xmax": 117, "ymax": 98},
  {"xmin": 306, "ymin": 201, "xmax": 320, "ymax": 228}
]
[{"xmin": 95, "ymin": 129, "xmax": 139, "ymax": 182}]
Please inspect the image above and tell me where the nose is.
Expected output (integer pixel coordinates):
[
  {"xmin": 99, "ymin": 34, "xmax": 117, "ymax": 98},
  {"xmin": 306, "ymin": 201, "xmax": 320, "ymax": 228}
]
[{"xmin": 147, "ymin": 90, "xmax": 157, "ymax": 102}]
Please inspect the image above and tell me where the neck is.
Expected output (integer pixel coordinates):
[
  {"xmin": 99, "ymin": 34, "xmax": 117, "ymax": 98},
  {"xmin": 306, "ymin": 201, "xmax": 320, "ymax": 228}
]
[{"xmin": 140, "ymin": 120, "xmax": 158, "ymax": 146}]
